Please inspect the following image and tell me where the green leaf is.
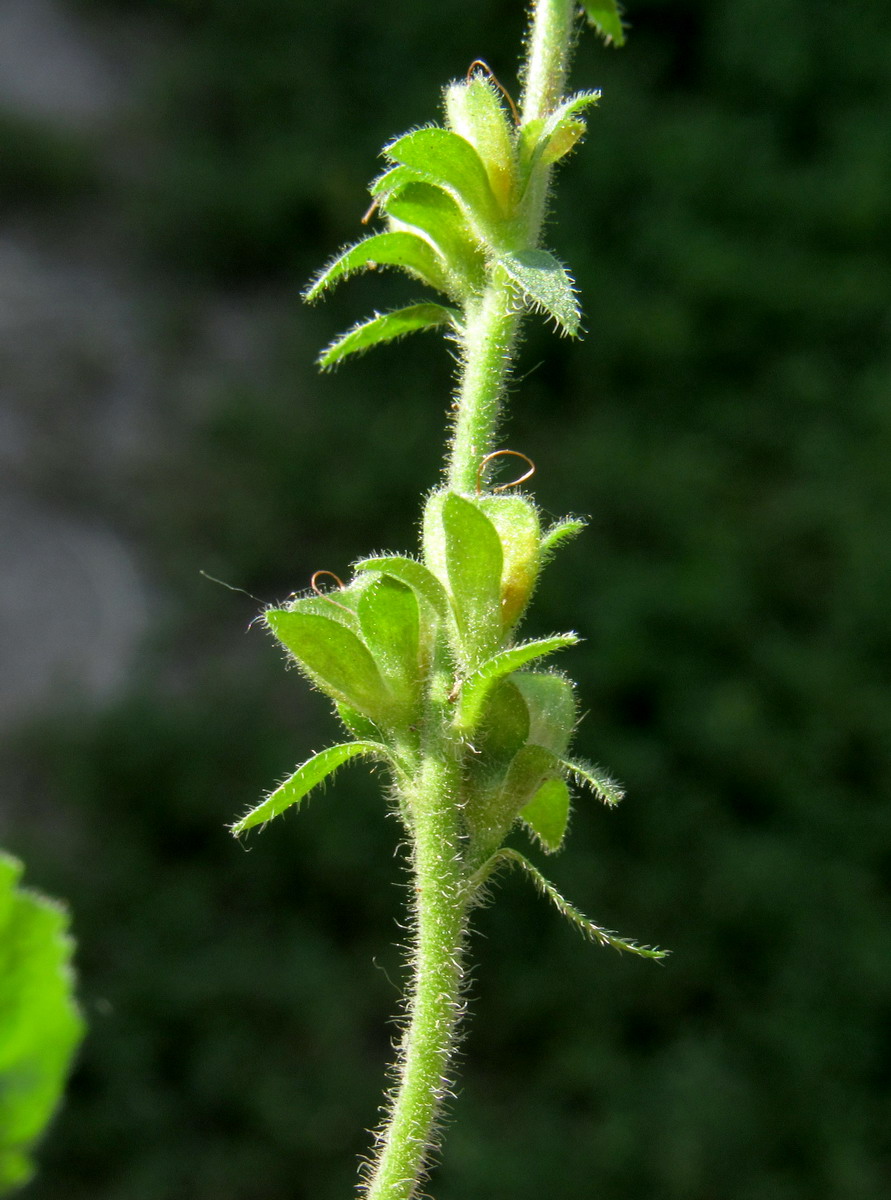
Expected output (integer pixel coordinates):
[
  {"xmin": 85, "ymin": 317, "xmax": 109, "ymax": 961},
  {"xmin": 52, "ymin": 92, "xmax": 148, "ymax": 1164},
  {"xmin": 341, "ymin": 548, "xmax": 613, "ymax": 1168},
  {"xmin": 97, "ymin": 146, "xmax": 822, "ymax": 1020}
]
[
  {"xmin": 499, "ymin": 248, "xmax": 581, "ymax": 336},
  {"xmin": 336, "ymin": 703, "xmax": 381, "ymax": 742},
  {"xmin": 304, "ymin": 231, "xmax": 451, "ymax": 302},
  {"xmin": 519, "ymin": 92, "xmax": 602, "ymax": 185},
  {"xmin": 353, "ymin": 555, "xmax": 450, "ymax": 622},
  {"xmin": 514, "ymin": 672, "xmax": 578, "ymax": 757},
  {"xmin": 538, "ymin": 91, "xmax": 602, "ymax": 165},
  {"xmin": 474, "ymin": 678, "xmax": 530, "ymax": 762},
  {"xmin": 0, "ymin": 853, "xmax": 84, "ymax": 1193},
  {"xmin": 384, "ymin": 182, "xmax": 485, "ymax": 292},
  {"xmin": 454, "ymin": 635, "xmax": 578, "ymax": 736},
  {"xmin": 561, "ymin": 757, "xmax": 625, "ymax": 807},
  {"xmin": 384, "ymin": 127, "xmax": 501, "ymax": 233},
  {"xmin": 499, "ymin": 742, "xmax": 558, "ymax": 816},
  {"xmin": 471, "ymin": 849, "xmax": 667, "ymax": 959},
  {"xmin": 540, "ymin": 515, "xmax": 587, "ymax": 562},
  {"xmin": 318, "ymin": 304, "xmax": 458, "ymax": 371},
  {"xmin": 369, "ymin": 164, "xmax": 421, "ymax": 202},
  {"xmin": 358, "ymin": 576, "xmax": 421, "ymax": 706},
  {"xmin": 521, "ymin": 776, "xmax": 571, "ymax": 852},
  {"xmin": 466, "ymin": 742, "xmax": 555, "ymax": 856},
  {"xmin": 477, "ymin": 493, "xmax": 541, "ymax": 629},
  {"xmin": 580, "ymin": 1, "xmax": 627, "ymax": 47},
  {"xmin": 444, "ymin": 77, "xmax": 516, "ymax": 211},
  {"xmin": 231, "ymin": 742, "xmax": 387, "ymax": 834},
  {"xmin": 540, "ymin": 91, "xmax": 603, "ymax": 142},
  {"xmin": 441, "ymin": 492, "xmax": 504, "ymax": 665},
  {"xmin": 267, "ymin": 609, "xmax": 393, "ymax": 720}
]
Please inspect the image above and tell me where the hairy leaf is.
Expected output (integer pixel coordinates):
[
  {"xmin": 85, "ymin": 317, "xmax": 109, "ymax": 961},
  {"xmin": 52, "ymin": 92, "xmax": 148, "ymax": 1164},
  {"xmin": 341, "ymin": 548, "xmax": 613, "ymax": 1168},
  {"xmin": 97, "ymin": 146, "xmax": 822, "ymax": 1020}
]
[
  {"xmin": 520, "ymin": 776, "xmax": 571, "ymax": 852},
  {"xmin": 384, "ymin": 183, "xmax": 485, "ymax": 292},
  {"xmin": 267, "ymin": 609, "xmax": 392, "ymax": 720},
  {"xmin": 353, "ymin": 555, "xmax": 450, "ymax": 622},
  {"xmin": 472, "ymin": 849, "xmax": 667, "ymax": 958},
  {"xmin": 336, "ymin": 703, "xmax": 381, "ymax": 742},
  {"xmin": 318, "ymin": 303, "xmax": 458, "ymax": 371},
  {"xmin": 384, "ymin": 127, "xmax": 501, "ymax": 234},
  {"xmin": 441, "ymin": 492, "xmax": 504, "ymax": 665},
  {"xmin": 474, "ymin": 678, "xmax": 531, "ymax": 762},
  {"xmin": 304, "ymin": 231, "xmax": 451, "ymax": 302},
  {"xmin": 561, "ymin": 757, "xmax": 625, "ymax": 807},
  {"xmin": 499, "ymin": 248, "xmax": 581, "ymax": 336},
  {"xmin": 454, "ymin": 635, "xmax": 578, "ymax": 736},
  {"xmin": 477, "ymin": 493, "xmax": 542, "ymax": 629},
  {"xmin": 540, "ymin": 515, "xmax": 587, "ymax": 561},
  {"xmin": 444, "ymin": 77, "xmax": 516, "ymax": 211},
  {"xmin": 359, "ymin": 576, "xmax": 421, "ymax": 706},
  {"xmin": 369, "ymin": 164, "xmax": 421, "ymax": 202},
  {"xmin": 231, "ymin": 742, "xmax": 387, "ymax": 834},
  {"xmin": 500, "ymin": 742, "xmax": 557, "ymax": 816},
  {"xmin": 581, "ymin": 1, "xmax": 627, "ymax": 47},
  {"xmin": 514, "ymin": 672, "xmax": 578, "ymax": 757},
  {"xmin": 539, "ymin": 91, "xmax": 602, "ymax": 164}
]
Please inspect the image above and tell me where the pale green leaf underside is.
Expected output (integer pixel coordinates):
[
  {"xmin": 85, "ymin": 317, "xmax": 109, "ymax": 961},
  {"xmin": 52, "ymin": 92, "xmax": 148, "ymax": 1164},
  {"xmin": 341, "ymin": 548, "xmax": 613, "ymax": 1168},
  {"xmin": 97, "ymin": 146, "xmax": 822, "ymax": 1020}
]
[
  {"xmin": 473, "ymin": 848, "xmax": 667, "ymax": 959},
  {"xmin": 267, "ymin": 609, "xmax": 392, "ymax": 719},
  {"xmin": 581, "ymin": 1, "xmax": 627, "ymax": 47},
  {"xmin": 454, "ymin": 634, "xmax": 579, "ymax": 735},
  {"xmin": 514, "ymin": 672, "xmax": 577, "ymax": 757},
  {"xmin": 384, "ymin": 183, "xmax": 483, "ymax": 286},
  {"xmin": 384, "ymin": 127, "xmax": 500, "ymax": 229},
  {"xmin": 520, "ymin": 776, "xmax": 571, "ymax": 852},
  {"xmin": 354, "ymin": 556, "xmax": 451, "ymax": 621},
  {"xmin": 499, "ymin": 249, "xmax": 581, "ymax": 336},
  {"xmin": 318, "ymin": 304, "xmax": 458, "ymax": 370},
  {"xmin": 358, "ymin": 576, "xmax": 421, "ymax": 703},
  {"xmin": 500, "ymin": 743, "xmax": 557, "ymax": 815},
  {"xmin": 231, "ymin": 742, "xmax": 387, "ymax": 834},
  {"xmin": 304, "ymin": 231, "xmax": 450, "ymax": 302},
  {"xmin": 0, "ymin": 853, "xmax": 84, "ymax": 1193},
  {"xmin": 562, "ymin": 757, "xmax": 625, "ymax": 807}
]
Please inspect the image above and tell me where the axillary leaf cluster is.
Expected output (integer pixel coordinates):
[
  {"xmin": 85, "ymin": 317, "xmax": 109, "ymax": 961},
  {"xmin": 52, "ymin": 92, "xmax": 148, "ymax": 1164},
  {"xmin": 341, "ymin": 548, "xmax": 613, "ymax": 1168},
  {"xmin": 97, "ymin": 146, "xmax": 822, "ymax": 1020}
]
[
  {"xmin": 234, "ymin": 487, "xmax": 641, "ymax": 873},
  {"xmin": 304, "ymin": 71, "xmax": 602, "ymax": 366}
]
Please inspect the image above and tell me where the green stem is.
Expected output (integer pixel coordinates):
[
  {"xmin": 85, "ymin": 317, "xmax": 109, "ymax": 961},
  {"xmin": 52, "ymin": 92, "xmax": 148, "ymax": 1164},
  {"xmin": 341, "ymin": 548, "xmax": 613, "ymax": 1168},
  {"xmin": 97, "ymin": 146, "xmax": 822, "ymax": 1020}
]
[
  {"xmin": 521, "ymin": 0, "xmax": 577, "ymax": 123},
  {"xmin": 446, "ymin": 269, "xmax": 520, "ymax": 494},
  {"xmin": 364, "ymin": 746, "xmax": 469, "ymax": 1200},
  {"xmin": 445, "ymin": 0, "xmax": 579, "ymax": 493},
  {"xmin": 370, "ymin": 5, "xmax": 583, "ymax": 1196}
]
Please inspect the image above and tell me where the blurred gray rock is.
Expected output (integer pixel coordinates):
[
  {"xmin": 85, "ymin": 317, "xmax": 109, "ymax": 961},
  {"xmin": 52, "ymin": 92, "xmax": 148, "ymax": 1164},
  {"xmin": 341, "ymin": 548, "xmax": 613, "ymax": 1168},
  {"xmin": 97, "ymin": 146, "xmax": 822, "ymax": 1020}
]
[
  {"xmin": 0, "ymin": 496, "xmax": 150, "ymax": 726},
  {"xmin": 0, "ymin": 0, "xmax": 125, "ymax": 129}
]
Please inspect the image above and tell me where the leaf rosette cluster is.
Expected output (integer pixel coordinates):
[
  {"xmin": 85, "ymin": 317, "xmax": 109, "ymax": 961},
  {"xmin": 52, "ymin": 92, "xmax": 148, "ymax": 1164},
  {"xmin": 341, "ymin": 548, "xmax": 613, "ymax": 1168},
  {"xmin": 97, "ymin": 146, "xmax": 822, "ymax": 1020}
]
[{"xmin": 304, "ymin": 71, "xmax": 604, "ymax": 368}]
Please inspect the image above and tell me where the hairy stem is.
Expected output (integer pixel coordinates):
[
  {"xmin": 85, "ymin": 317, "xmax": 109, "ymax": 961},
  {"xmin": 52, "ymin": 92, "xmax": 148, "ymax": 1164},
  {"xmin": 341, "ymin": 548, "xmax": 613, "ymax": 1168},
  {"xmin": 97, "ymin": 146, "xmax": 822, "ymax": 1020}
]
[
  {"xmin": 445, "ymin": 0, "xmax": 579, "ymax": 492},
  {"xmin": 446, "ymin": 268, "xmax": 520, "ymax": 493},
  {"xmin": 371, "ymin": 4, "xmax": 583, "ymax": 1196},
  {"xmin": 364, "ymin": 746, "xmax": 469, "ymax": 1200},
  {"xmin": 521, "ymin": 0, "xmax": 577, "ymax": 123}
]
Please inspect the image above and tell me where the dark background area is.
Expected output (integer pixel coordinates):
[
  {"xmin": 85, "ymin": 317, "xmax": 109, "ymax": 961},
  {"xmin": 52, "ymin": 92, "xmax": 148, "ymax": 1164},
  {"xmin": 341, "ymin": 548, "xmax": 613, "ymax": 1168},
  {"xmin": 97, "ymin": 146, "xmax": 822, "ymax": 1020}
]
[{"xmin": 1, "ymin": 1, "xmax": 889, "ymax": 1197}]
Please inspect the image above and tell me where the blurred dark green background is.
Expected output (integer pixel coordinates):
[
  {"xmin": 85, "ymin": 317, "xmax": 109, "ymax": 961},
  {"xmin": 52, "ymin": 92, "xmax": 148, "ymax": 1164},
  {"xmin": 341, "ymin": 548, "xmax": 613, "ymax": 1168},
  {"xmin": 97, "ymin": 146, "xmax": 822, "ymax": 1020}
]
[{"xmin": 1, "ymin": 0, "xmax": 889, "ymax": 1197}]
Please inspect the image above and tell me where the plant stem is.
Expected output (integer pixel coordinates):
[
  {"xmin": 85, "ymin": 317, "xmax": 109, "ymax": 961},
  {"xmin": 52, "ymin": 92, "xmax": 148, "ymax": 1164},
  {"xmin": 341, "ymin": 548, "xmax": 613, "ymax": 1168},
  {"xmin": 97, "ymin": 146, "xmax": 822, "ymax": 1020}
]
[
  {"xmin": 446, "ymin": 269, "xmax": 520, "ymax": 494},
  {"xmin": 521, "ymin": 0, "xmax": 577, "ymax": 123},
  {"xmin": 364, "ymin": 745, "xmax": 469, "ymax": 1200},
  {"xmin": 370, "ymin": 5, "xmax": 583, "ymax": 1196},
  {"xmin": 445, "ymin": 0, "xmax": 579, "ymax": 494}
]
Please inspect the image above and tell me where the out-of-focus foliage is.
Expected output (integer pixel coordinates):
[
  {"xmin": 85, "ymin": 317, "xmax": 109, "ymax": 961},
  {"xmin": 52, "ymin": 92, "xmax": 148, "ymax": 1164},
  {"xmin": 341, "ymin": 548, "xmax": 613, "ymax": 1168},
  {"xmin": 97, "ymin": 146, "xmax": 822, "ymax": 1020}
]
[
  {"xmin": 7, "ymin": 0, "xmax": 891, "ymax": 1197},
  {"xmin": 0, "ymin": 112, "xmax": 99, "ymax": 211},
  {"xmin": 0, "ymin": 855, "xmax": 84, "ymax": 1194}
]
